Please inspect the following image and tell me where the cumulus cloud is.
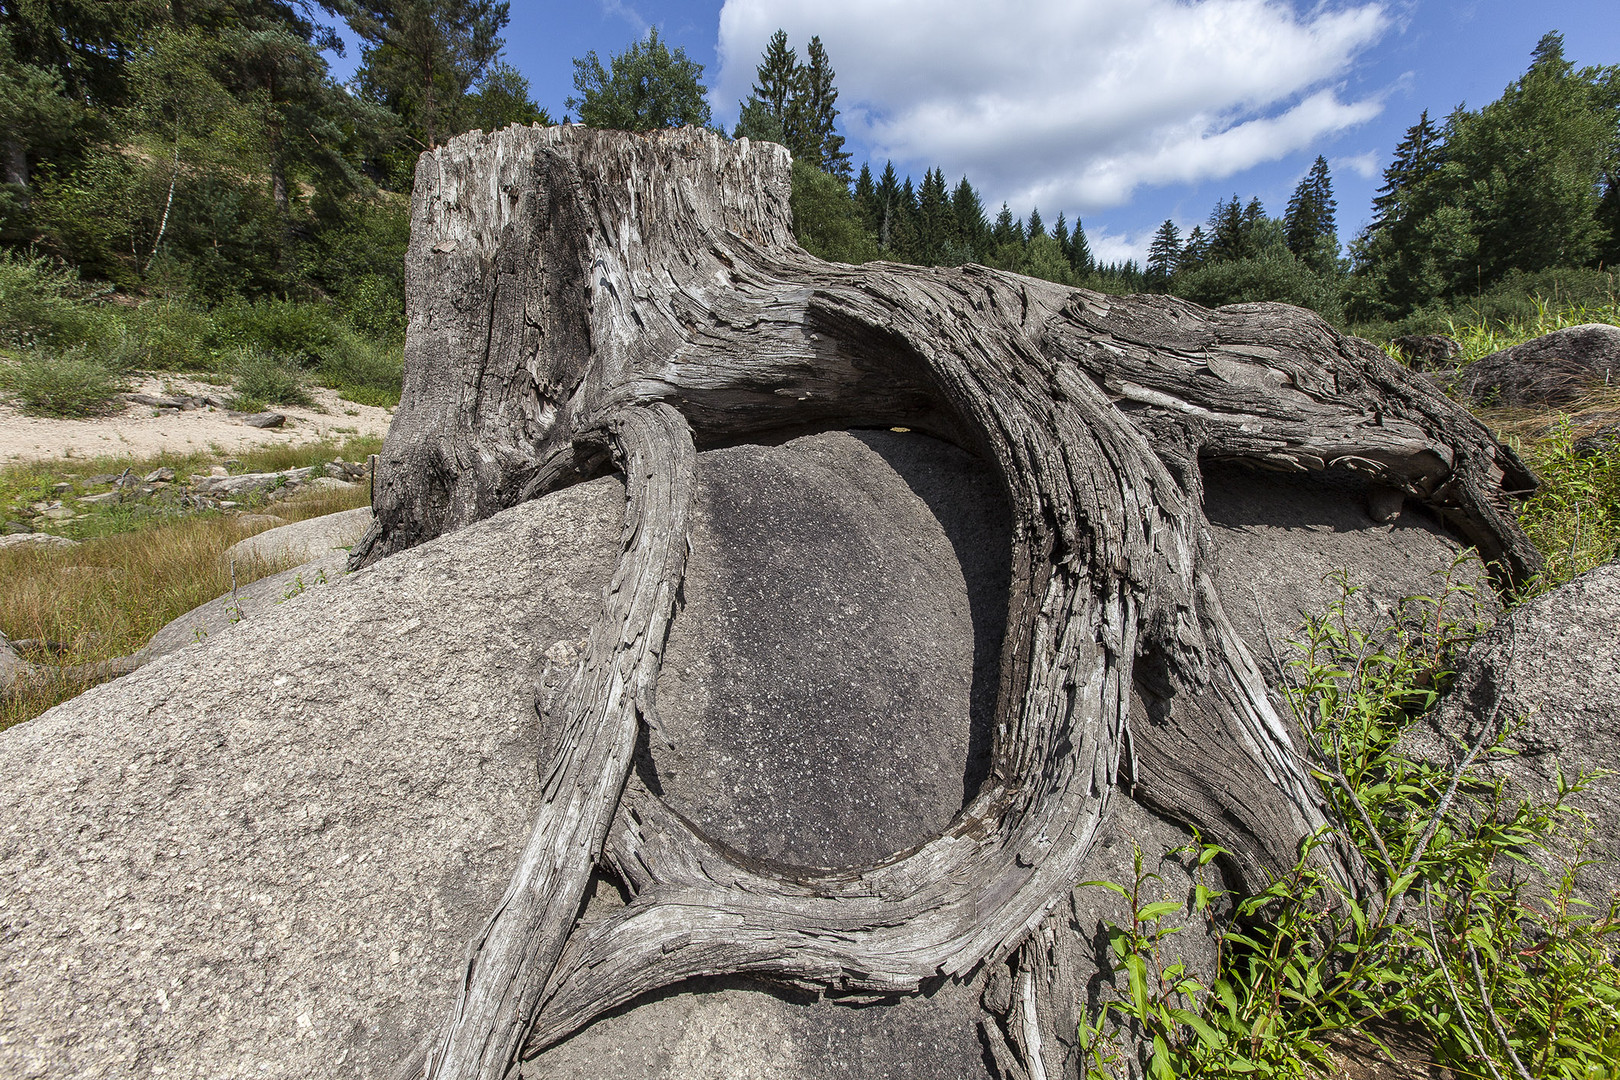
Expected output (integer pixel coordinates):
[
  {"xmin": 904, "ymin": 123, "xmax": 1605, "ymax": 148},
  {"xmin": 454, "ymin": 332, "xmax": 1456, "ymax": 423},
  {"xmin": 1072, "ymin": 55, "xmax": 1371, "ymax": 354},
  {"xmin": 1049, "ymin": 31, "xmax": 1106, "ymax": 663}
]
[{"xmin": 715, "ymin": 0, "xmax": 1391, "ymax": 215}]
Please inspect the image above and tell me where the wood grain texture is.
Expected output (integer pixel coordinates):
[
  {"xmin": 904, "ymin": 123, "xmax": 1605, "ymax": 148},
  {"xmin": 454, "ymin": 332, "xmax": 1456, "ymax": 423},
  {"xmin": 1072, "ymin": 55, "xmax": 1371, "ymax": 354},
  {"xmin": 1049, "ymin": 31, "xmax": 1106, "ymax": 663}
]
[{"xmin": 358, "ymin": 126, "xmax": 1539, "ymax": 1080}]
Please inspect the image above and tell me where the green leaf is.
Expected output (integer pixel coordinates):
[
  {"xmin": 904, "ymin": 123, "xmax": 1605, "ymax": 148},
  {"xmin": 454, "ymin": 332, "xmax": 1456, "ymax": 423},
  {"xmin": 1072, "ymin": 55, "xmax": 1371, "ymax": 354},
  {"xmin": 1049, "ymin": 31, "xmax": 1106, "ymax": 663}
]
[
  {"xmin": 1138, "ymin": 900, "xmax": 1183, "ymax": 921},
  {"xmin": 1171, "ymin": 1008, "xmax": 1227, "ymax": 1050}
]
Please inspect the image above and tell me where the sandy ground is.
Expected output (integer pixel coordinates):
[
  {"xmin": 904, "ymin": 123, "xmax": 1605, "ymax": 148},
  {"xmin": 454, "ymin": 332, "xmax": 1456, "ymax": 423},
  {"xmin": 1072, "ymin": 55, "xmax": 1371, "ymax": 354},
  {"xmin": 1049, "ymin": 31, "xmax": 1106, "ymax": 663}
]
[{"xmin": 0, "ymin": 374, "xmax": 394, "ymax": 466}]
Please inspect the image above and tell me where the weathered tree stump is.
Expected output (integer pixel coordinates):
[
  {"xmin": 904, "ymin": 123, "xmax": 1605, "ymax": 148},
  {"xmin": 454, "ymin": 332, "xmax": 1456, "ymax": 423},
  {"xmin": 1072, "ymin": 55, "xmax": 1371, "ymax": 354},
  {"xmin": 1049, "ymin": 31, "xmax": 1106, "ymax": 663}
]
[{"xmin": 350, "ymin": 125, "xmax": 1539, "ymax": 1080}]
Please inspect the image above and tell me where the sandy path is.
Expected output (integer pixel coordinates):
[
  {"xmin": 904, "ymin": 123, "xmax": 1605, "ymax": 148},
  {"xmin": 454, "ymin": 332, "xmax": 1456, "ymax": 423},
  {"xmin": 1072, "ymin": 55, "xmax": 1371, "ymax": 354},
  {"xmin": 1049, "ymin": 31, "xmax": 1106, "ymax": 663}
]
[{"xmin": 0, "ymin": 374, "xmax": 394, "ymax": 466}]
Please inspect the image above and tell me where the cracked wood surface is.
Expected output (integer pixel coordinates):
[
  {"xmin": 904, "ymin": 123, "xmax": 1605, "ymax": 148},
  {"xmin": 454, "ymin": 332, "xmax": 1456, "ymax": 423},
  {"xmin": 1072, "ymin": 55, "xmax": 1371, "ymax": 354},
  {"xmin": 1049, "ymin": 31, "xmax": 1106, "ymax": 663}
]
[{"xmin": 351, "ymin": 125, "xmax": 1538, "ymax": 1080}]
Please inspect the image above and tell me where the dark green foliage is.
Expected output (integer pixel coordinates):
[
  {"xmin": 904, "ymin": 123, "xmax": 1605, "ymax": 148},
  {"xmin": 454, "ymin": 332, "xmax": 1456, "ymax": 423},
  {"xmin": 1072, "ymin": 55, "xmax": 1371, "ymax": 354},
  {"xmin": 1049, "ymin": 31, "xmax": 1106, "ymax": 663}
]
[
  {"xmin": 736, "ymin": 30, "xmax": 850, "ymax": 179},
  {"xmin": 1145, "ymin": 219, "xmax": 1181, "ymax": 290},
  {"xmin": 227, "ymin": 344, "xmax": 313, "ymax": 410},
  {"xmin": 1284, "ymin": 156, "xmax": 1338, "ymax": 275},
  {"xmin": 349, "ymin": 0, "xmax": 510, "ymax": 150},
  {"xmin": 466, "ymin": 60, "xmax": 552, "ymax": 132},
  {"xmin": 1351, "ymin": 35, "xmax": 1620, "ymax": 321},
  {"xmin": 1176, "ymin": 245, "xmax": 1343, "ymax": 321},
  {"xmin": 1, "ymin": 346, "xmax": 128, "ymax": 417},
  {"xmin": 788, "ymin": 159, "xmax": 877, "ymax": 265},
  {"xmin": 569, "ymin": 28, "xmax": 711, "ymax": 133}
]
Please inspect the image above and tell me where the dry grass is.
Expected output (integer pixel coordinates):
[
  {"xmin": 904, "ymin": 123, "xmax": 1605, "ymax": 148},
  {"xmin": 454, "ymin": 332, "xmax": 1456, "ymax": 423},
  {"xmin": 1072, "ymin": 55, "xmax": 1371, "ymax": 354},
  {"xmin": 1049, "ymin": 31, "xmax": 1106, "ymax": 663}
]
[{"xmin": 1, "ymin": 478, "xmax": 371, "ymax": 731}]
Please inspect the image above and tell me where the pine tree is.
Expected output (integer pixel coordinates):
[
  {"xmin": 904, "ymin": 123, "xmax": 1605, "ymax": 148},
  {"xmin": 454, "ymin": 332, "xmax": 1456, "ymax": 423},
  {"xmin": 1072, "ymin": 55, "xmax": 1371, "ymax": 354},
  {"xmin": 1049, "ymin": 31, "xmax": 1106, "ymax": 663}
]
[
  {"xmin": 854, "ymin": 162, "xmax": 878, "ymax": 233},
  {"xmin": 568, "ymin": 29, "xmax": 711, "ymax": 133},
  {"xmin": 1284, "ymin": 156, "xmax": 1337, "ymax": 273},
  {"xmin": 1145, "ymin": 219, "xmax": 1181, "ymax": 289},
  {"xmin": 1026, "ymin": 206, "xmax": 1044, "ymax": 241},
  {"xmin": 1369, "ymin": 110, "xmax": 1442, "ymax": 232},
  {"xmin": 875, "ymin": 160, "xmax": 902, "ymax": 250},
  {"xmin": 1207, "ymin": 196, "xmax": 1246, "ymax": 262},
  {"xmin": 792, "ymin": 36, "xmax": 850, "ymax": 180},
  {"xmin": 1180, "ymin": 225, "xmax": 1208, "ymax": 268},
  {"xmin": 752, "ymin": 30, "xmax": 796, "ymax": 118},
  {"xmin": 350, "ymin": 0, "xmax": 510, "ymax": 149},
  {"xmin": 951, "ymin": 176, "xmax": 988, "ymax": 258},
  {"xmin": 1052, "ymin": 213, "xmax": 1069, "ymax": 256},
  {"xmin": 1068, "ymin": 217, "xmax": 1093, "ymax": 274}
]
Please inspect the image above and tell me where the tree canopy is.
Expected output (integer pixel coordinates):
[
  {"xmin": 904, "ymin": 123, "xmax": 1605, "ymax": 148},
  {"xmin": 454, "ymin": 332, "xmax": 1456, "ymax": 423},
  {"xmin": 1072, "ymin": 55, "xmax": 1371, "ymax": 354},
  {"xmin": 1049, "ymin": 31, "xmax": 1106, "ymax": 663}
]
[{"xmin": 568, "ymin": 28, "xmax": 711, "ymax": 133}]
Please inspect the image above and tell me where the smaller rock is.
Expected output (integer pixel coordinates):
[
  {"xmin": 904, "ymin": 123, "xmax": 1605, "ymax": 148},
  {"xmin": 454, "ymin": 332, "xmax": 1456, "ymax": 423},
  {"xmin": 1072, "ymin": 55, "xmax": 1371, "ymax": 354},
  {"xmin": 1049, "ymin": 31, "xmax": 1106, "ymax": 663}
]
[
  {"xmin": 84, "ymin": 473, "xmax": 120, "ymax": 486},
  {"xmin": 1366, "ymin": 484, "xmax": 1405, "ymax": 523},
  {"xmin": 0, "ymin": 533, "xmax": 77, "ymax": 550},
  {"xmin": 305, "ymin": 476, "xmax": 355, "ymax": 493},
  {"xmin": 244, "ymin": 412, "xmax": 287, "ymax": 429},
  {"xmin": 51, "ymin": 482, "xmax": 70, "ymax": 493},
  {"xmin": 2, "ymin": 522, "xmax": 32, "ymax": 535},
  {"xmin": 1573, "ymin": 418, "xmax": 1620, "ymax": 459},
  {"xmin": 125, "ymin": 393, "xmax": 186, "ymax": 409},
  {"xmin": 1390, "ymin": 334, "xmax": 1461, "ymax": 371},
  {"xmin": 41, "ymin": 507, "xmax": 76, "ymax": 520},
  {"xmin": 145, "ymin": 467, "xmax": 177, "ymax": 484},
  {"xmin": 1457, "ymin": 323, "xmax": 1620, "ymax": 408},
  {"xmin": 76, "ymin": 491, "xmax": 121, "ymax": 506}
]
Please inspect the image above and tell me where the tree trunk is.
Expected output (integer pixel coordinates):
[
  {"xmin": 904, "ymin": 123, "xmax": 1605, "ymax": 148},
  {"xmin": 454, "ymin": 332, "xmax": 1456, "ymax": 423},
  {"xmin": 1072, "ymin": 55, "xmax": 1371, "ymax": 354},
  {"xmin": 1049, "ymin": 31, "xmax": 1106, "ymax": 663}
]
[
  {"xmin": 2, "ymin": 138, "xmax": 27, "ymax": 210},
  {"xmin": 351, "ymin": 126, "xmax": 1540, "ymax": 1080}
]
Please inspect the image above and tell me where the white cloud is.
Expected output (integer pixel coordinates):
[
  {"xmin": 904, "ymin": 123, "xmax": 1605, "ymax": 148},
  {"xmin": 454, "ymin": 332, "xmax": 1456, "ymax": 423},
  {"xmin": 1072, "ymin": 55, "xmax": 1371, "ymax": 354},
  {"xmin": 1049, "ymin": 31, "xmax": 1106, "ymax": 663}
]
[
  {"xmin": 715, "ymin": 0, "xmax": 1391, "ymax": 215},
  {"xmin": 601, "ymin": 0, "xmax": 650, "ymax": 36},
  {"xmin": 1334, "ymin": 150, "xmax": 1382, "ymax": 179}
]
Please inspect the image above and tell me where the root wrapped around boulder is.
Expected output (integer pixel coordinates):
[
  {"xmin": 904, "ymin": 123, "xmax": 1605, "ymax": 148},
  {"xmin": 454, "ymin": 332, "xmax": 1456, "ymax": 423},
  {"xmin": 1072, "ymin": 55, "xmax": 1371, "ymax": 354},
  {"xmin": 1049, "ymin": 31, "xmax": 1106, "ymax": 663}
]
[{"xmin": 344, "ymin": 125, "xmax": 1537, "ymax": 1080}]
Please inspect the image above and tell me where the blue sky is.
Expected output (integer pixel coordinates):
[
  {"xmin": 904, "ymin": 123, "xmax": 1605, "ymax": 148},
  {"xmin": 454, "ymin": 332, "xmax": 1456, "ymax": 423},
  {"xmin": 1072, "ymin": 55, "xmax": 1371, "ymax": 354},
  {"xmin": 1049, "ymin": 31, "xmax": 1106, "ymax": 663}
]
[{"xmin": 325, "ymin": 1, "xmax": 1620, "ymax": 265}]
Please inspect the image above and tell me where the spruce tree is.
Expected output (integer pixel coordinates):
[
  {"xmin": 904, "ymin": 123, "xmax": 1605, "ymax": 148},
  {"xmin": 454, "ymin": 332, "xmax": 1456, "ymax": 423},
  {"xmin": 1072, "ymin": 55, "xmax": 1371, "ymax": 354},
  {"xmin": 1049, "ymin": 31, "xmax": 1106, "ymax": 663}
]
[
  {"xmin": 1068, "ymin": 217, "xmax": 1093, "ymax": 274},
  {"xmin": 752, "ymin": 30, "xmax": 796, "ymax": 118},
  {"xmin": 1180, "ymin": 225, "xmax": 1208, "ymax": 268},
  {"xmin": 1284, "ymin": 156, "xmax": 1337, "ymax": 273},
  {"xmin": 1026, "ymin": 206, "xmax": 1044, "ymax": 241},
  {"xmin": 1145, "ymin": 219, "xmax": 1181, "ymax": 289},
  {"xmin": 951, "ymin": 176, "xmax": 988, "ymax": 258},
  {"xmin": 1368, "ymin": 110, "xmax": 1442, "ymax": 233}
]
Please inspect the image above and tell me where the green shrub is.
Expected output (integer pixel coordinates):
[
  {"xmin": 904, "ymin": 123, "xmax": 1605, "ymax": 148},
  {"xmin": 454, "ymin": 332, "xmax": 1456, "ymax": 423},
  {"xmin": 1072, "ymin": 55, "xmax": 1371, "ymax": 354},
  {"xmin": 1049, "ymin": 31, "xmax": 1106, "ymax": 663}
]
[
  {"xmin": 211, "ymin": 296, "xmax": 346, "ymax": 365},
  {"xmin": 316, "ymin": 336, "xmax": 402, "ymax": 407},
  {"xmin": 1, "ymin": 346, "xmax": 128, "ymax": 416},
  {"xmin": 1079, "ymin": 574, "xmax": 1620, "ymax": 1080},
  {"xmin": 1174, "ymin": 247, "xmax": 1345, "ymax": 322},
  {"xmin": 227, "ymin": 346, "xmax": 313, "ymax": 411},
  {"xmin": 1514, "ymin": 421, "xmax": 1620, "ymax": 589},
  {"xmin": 121, "ymin": 301, "xmax": 220, "ymax": 372},
  {"xmin": 0, "ymin": 250, "xmax": 116, "ymax": 350}
]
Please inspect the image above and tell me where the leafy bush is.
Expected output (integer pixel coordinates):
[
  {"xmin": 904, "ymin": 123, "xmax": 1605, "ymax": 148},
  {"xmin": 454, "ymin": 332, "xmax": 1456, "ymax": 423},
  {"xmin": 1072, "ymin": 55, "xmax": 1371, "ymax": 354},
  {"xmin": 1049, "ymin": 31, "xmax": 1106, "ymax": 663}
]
[
  {"xmin": 316, "ymin": 336, "xmax": 402, "ymax": 407},
  {"xmin": 211, "ymin": 296, "xmax": 346, "ymax": 365},
  {"xmin": 0, "ymin": 250, "xmax": 116, "ymax": 350},
  {"xmin": 227, "ymin": 346, "xmax": 313, "ymax": 411},
  {"xmin": 1, "ymin": 346, "xmax": 128, "ymax": 416},
  {"xmin": 1174, "ymin": 246, "xmax": 1344, "ymax": 322},
  {"xmin": 1079, "ymin": 575, "xmax": 1620, "ymax": 1080},
  {"xmin": 790, "ymin": 160, "xmax": 879, "ymax": 265}
]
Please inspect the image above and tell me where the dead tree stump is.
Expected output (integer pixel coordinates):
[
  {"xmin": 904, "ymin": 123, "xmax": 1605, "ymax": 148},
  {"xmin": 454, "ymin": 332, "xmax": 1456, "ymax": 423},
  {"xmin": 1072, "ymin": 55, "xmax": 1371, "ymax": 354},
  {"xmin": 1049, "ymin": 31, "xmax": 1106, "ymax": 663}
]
[{"xmin": 349, "ymin": 125, "xmax": 1539, "ymax": 1080}]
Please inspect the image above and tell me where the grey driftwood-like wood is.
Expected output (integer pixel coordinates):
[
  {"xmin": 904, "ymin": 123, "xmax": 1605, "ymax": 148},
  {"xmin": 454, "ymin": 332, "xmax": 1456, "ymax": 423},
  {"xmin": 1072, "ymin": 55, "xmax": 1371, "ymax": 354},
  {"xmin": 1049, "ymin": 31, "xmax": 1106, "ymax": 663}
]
[{"xmin": 349, "ymin": 125, "xmax": 1539, "ymax": 1080}]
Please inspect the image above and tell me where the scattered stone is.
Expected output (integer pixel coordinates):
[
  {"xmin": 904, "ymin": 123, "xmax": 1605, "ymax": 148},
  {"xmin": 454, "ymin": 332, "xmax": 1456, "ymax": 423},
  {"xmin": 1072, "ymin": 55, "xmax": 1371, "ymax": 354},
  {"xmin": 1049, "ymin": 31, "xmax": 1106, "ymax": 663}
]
[
  {"xmin": 209, "ymin": 465, "xmax": 228, "ymax": 478},
  {"xmin": 144, "ymin": 467, "xmax": 177, "ymax": 483},
  {"xmin": 244, "ymin": 412, "xmax": 286, "ymax": 429},
  {"xmin": 193, "ymin": 466, "xmax": 316, "ymax": 498},
  {"xmin": 1390, "ymin": 333, "xmax": 1461, "ymax": 371},
  {"xmin": 224, "ymin": 506, "xmax": 372, "ymax": 567},
  {"xmin": 303, "ymin": 476, "xmax": 355, "ymax": 493},
  {"xmin": 75, "ymin": 491, "xmax": 121, "ymax": 506},
  {"xmin": 324, "ymin": 459, "xmax": 367, "ymax": 481},
  {"xmin": 1456, "ymin": 323, "xmax": 1620, "ymax": 408},
  {"xmin": 125, "ymin": 392, "xmax": 186, "ymax": 409},
  {"xmin": 2, "ymin": 522, "xmax": 32, "ymax": 535},
  {"xmin": 84, "ymin": 473, "xmax": 120, "ymax": 486},
  {"xmin": 0, "ymin": 533, "xmax": 77, "ymax": 550},
  {"xmin": 41, "ymin": 507, "xmax": 76, "ymax": 520},
  {"xmin": 51, "ymin": 482, "xmax": 69, "ymax": 493}
]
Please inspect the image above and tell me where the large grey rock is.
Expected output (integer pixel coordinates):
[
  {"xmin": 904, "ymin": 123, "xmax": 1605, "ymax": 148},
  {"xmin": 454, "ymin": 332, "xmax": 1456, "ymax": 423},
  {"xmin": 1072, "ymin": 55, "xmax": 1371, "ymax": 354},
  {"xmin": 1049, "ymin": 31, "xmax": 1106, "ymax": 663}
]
[
  {"xmin": 224, "ymin": 506, "xmax": 373, "ymax": 568},
  {"xmin": 1202, "ymin": 461, "xmax": 1492, "ymax": 681},
  {"xmin": 652, "ymin": 431, "xmax": 1007, "ymax": 868},
  {"xmin": 1456, "ymin": 323, "xmax": 1620, "ymax": 408},
  {"xmin": 137, "ymin": 552, "xmax": 351, "ymax": 663},
  {"xmin": 0, "ymin": 430, "xmax": 1499, "ymax": 1080},
  {"xmin": 1404, "ymin": 560, "xmax": 1620, "ymax": 904},
  {"xmin": 0, "ymin": 480, "xmax": 624, "ymax": 1080}
]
